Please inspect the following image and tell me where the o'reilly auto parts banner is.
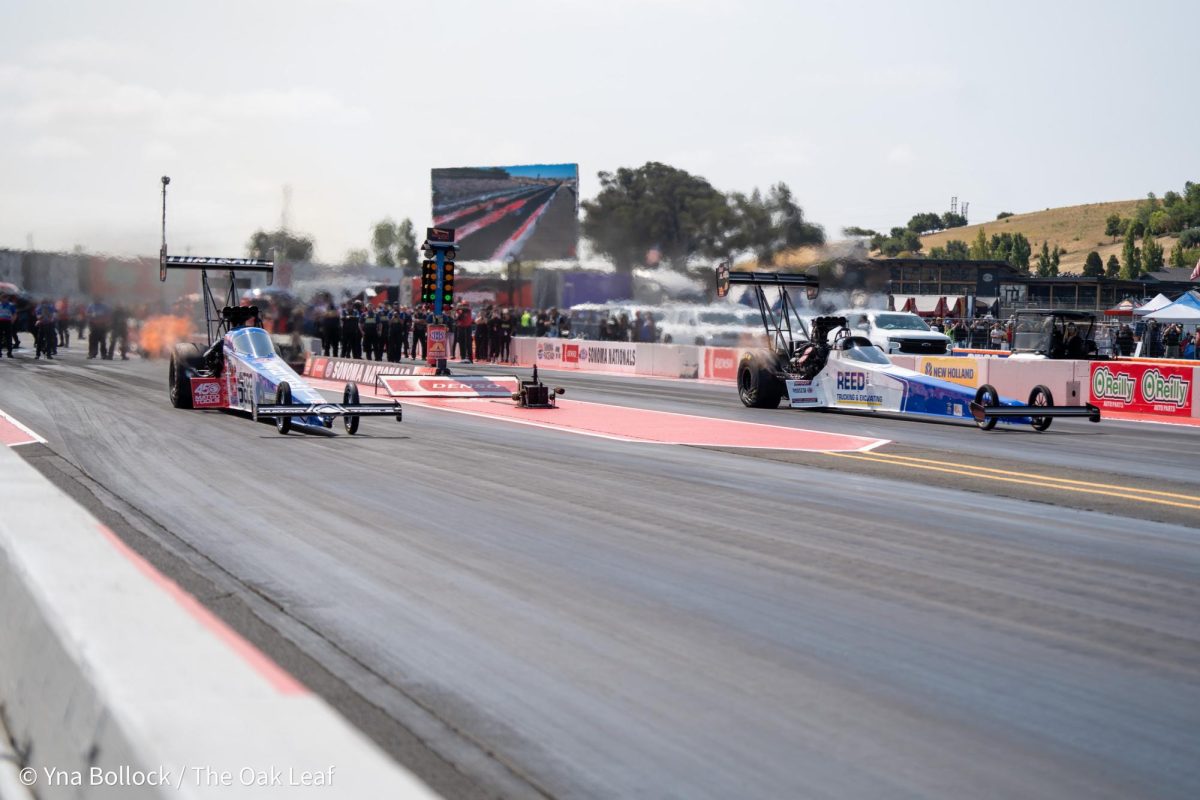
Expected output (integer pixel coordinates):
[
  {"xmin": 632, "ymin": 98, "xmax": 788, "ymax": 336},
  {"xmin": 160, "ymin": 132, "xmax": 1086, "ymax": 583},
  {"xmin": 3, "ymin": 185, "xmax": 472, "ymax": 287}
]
[
  {"xmin": 1090, "ymin": 362, "xmax": 1194, "ymax": 416},
  {"xmin": 536, "ymin": 339, "xmax": 638, "ymax": 374}
]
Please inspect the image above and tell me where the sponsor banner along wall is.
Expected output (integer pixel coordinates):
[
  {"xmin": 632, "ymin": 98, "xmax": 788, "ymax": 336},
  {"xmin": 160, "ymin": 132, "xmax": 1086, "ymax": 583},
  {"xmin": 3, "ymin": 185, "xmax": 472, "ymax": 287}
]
[
  {"xmin": 305, "ymin": 355, "xmax": 433, "ymax": 384},
  {"xmin": 536, "ymin": 339, "xmax": 639, "ymax": 374},
  {"xmin": 1089, "ymin": 362, "xmax": 1196, "ymax": 417}
]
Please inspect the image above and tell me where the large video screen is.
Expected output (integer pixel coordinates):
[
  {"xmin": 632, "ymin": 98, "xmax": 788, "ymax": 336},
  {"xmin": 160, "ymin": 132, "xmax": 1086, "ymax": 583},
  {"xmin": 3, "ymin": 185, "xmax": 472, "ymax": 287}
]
[{"xmin": 431, "ymin": 163, "xmax": 578, "ymax": 261}]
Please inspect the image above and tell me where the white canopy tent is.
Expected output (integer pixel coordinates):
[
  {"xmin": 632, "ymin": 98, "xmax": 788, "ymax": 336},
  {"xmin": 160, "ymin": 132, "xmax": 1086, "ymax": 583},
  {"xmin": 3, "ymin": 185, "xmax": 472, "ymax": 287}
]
[
  {"xmin": 1134, "ymin": 293, "xmax": 1173, "ymax": 315},
  {"xmin": 1144, "ymin": 303, "xmax": 1200, "ymax": 324}
]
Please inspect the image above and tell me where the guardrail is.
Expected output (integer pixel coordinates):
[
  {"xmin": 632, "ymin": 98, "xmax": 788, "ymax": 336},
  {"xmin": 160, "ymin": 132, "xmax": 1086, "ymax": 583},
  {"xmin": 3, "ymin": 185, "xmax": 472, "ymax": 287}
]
[
  {"xmin": 305, "ymin": 339, "xmax": 1200, "ymax": 422},
  {"xmin": 0, "ymin": 443, "xmax": 435, "ymax": 799}
]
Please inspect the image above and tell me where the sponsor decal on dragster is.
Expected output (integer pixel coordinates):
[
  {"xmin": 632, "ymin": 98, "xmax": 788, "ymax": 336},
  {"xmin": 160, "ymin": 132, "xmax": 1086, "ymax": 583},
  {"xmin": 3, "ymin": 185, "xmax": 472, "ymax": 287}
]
[
  {"xmin": 787, "ymin": 378, "xmax": 822, "ymax": 405},
  {"xmin": 1090, "ymin": 363, "xmax": 1192, "ymax": 415},
  {"xmin": 834, "ymin": 371, "xmax": 883, "ymax": 405},
  {"xmin": 190, "ymin": 377, "xmax": 226, "ymax": 408},
  {"xmin": 892, "ymin": 372, "xmax": 979, "ymax": 420}
]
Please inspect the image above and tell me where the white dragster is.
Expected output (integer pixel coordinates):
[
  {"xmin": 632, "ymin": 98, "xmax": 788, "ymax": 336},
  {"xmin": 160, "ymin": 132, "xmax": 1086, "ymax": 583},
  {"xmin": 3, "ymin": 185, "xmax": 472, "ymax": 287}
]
[{"xmin": 717, "ymin": 265, "xmax": 1101, "ymax": 432}]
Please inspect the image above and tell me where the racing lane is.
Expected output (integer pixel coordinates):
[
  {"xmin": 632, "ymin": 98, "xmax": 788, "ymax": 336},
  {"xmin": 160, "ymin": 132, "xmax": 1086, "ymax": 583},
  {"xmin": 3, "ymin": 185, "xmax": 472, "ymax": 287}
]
[{"xmin": 2, "ymin": 349, "xmax": 1199, "ymax": 800}]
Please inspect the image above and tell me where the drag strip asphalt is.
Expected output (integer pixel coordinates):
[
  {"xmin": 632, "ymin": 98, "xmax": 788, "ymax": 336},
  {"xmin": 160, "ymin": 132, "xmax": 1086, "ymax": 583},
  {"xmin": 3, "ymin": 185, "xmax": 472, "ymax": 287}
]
[{"xmin": 2, "ymin": 348, "xmax": 1199, "ymax": 799}]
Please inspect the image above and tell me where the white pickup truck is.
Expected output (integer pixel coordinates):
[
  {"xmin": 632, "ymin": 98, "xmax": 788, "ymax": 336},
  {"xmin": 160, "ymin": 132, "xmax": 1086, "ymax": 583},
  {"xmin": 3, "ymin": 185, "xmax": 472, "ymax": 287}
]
[{"xmin": 835, "ymin": 309, "xmax": 951, "ymax": 355}]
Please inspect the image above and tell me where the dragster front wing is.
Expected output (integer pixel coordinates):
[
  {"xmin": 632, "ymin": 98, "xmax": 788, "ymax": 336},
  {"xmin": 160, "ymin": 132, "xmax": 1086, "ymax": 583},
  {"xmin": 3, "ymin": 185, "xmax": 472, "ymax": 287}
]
[
  {"xmin": 970, "ymin": 402, "xmax": 1101, "ymax": 424},
  {"xmin": 252, "ymin": 401, "xmax": 402, "ymax": 422}
]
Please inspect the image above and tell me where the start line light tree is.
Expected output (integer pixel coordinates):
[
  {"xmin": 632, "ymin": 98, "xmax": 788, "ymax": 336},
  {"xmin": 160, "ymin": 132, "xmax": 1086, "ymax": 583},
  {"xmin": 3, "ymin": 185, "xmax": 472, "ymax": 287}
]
[{"xmin": 422, "ymin": 226, "xmax": 456, "ymax": 374}]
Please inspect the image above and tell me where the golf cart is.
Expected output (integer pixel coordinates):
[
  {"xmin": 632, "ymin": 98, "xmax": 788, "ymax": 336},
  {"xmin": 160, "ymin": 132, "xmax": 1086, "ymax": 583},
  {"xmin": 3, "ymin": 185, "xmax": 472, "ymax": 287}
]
[{"xmin": 1010, "ymin": 310, "xmax": 1104, "ymax": 360}]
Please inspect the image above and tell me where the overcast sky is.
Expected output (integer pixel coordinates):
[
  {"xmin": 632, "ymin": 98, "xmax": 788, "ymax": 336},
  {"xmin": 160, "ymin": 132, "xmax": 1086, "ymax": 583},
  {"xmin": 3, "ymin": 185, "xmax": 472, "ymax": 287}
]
[{"xmin": 1, "ymin": 0, "xmax": 1196, "ymax": 262}]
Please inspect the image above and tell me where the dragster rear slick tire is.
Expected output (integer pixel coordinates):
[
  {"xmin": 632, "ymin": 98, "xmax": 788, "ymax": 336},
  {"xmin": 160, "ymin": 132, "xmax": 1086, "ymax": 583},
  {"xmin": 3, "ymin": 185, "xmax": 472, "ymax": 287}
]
[
  {"xmin": 737, "ymin": 355, "xmax": 784, "ymax": 409},
  {"xmin": 344, "ymin": 383, "xmax": 360, "ymax": 435},
  {"xmin": 974, "ymin": 383, "xmax": 999, "ymax": 431},
  {"xmin": 169, "ymin": 342, "xmax": 203, "ymax": 409},
  {"xmin": 1029, "ymin": 385, "xmax": 1053, "ymax": 432},
  {"xmin": 275, "ymin": 382, "xmax": 292, "ymax": 435}
]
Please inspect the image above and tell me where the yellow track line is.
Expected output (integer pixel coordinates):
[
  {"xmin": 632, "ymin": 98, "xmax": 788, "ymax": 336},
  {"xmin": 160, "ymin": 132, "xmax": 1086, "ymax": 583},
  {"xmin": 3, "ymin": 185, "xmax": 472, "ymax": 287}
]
[
  {"xmin": 822, "ymin": 451, "xmax": 1200, "ymax": 511},
  {"xmin": 858, "ymin": 451, "xmax": 1198, "ymax": 502}
]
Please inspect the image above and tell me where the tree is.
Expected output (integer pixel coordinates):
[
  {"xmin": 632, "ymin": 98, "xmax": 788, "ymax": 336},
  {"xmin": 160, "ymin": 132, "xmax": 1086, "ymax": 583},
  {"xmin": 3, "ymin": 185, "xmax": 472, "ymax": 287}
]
[
  {"xmin": 1121, "ymin": 225, "xmax": 1140, "ymax": 279},
  {"xmin": 371, "ymin": 219, "xmax": 398, "ymax": 266},
  {"xmin": 1170, "ymin": 239, "xmax": 1187, "ymax": 267},
  {"xmin": 344, "ymin": 248, "xmax": 370, "ymax": 266},
  {"xmin": 1037, "ymin": 240, "xmax": 1051, "ymax": 277},
  {"xmin": 1104, "ymin": 214, "xmax": 1124, "ymax": 239},
  {"xmin": 1049, "ymin": 244, "xmax": 1060, "ymax": 276},
  {"xmin": 945, "ymin": 239, "xmax": 971, "ymax": 260},
  {"xmin": 1105, "ymin": 254, "xmax": 1120, "ymax": 278},
  {"xmin": 246, "ymin": 229, "xmax": 314, "ymax": 261},
  {"xmin": 581, "ymin": 162, "xmax": 733, "ymax": 272},
  {"xmin": 906, "ymin": 212, "xmax": 944, "ymax": 234},
  {"xmin": 725, "ymin": 182, "xmax": 824, "ymax": 265},
  {"xmin": 990, "ymin": 232, "xmax": 1013, "ymax": 264},
  {"xmin": 873, "ymin": 226, "xmax": 921, "ymax": 256},
  {"xmin": 996, "ymin": 211, "xmax": 1014, "ymax": 220},
  {"xmin": 969, "ymin": 228, "xmax": 990, "ymax": 260},
  {"xmin": 1083, "ymin": 250, "xmax": 1103, "ymax": 277},
  {"xmin": 941, "ymin": 211, "xmax": 969, "ymax": 228},
  {"xmin": 395, "ymin": 218, "xmax": 418, "ymax": 273},
  {"xmin": 1010, "ymin": 233, "xmax": 1032, "ymax": 273},
  {"xmin": 1142, "ymin": 229, "xmax": 1164, "ymax": 271}
]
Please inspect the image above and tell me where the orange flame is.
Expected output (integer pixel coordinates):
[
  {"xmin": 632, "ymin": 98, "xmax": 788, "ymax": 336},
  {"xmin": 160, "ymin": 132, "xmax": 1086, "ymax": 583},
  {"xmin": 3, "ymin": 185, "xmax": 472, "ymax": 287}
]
[{"xmin": 139, "ymin": 315, "xmax": 194, "ymax": 358}]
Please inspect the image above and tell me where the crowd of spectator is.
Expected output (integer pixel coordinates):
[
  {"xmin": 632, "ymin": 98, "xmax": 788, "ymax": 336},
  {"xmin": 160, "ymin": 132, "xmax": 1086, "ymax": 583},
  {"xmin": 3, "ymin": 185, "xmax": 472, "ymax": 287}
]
[
  {"xmin": 0, "ymin": 292, "xmax": 140, "ymax": 360},
  {"xmin": 928, "ymin": 315, "xmax": 1200, "ymax": 358},
  {"xmin": 304, "ymin": 298, "xmax": 576, "ymax": 363}
]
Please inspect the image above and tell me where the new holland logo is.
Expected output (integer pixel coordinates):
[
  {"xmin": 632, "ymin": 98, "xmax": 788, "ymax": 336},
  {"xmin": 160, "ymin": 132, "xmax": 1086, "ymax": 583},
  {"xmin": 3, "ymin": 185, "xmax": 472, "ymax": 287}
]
[
  {"xmin": 1091, "ymin": 366, "xmax": 1135, "ymax": 404},
  {"xmin": 1140, "ymin": 369, "xmax": 1190, "ymax": 407}
]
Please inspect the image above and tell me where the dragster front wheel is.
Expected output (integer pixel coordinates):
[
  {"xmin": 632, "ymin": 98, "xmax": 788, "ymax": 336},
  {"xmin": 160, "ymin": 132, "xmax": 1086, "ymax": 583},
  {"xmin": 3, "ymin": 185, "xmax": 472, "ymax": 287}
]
[
  {"xmin": 275, "ymin": 382, "xmax": 293, "ymax": 435},
  {"xmin": 1029, "ymin": 385, "xmax": 1053, "ymax": 432},
  {"xmin": 974, "ymin": 383, "xmax": 999, "ymax": 431},
  {"xmin": 343, "ymin": 382, "xmax": 360, "ymax": 435}
]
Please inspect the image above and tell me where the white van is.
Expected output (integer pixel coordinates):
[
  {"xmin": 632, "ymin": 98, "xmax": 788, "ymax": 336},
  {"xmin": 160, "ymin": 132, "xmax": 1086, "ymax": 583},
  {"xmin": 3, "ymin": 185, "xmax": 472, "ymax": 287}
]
[{"xmin": 835, "ymin": 309, "xmax": 951, "ymax": 355}]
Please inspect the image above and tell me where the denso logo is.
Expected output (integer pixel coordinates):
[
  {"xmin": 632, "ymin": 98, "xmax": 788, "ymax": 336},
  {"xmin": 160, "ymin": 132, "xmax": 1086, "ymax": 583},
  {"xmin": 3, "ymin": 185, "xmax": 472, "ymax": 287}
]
[
  {"xmin": 1140, "ymin": 369, "xmax": 1190, "ymax": 407},
  {"xmin": 713, "ymin": 356, "xmax": 734, "ymax": 370},
  {"xmin": 836, "ymin": 372, "xmax": 867, "ymax": 391},
  {"xmin": 1091, "ymin": 366, "xmax": 1135, "ymax": 404}
]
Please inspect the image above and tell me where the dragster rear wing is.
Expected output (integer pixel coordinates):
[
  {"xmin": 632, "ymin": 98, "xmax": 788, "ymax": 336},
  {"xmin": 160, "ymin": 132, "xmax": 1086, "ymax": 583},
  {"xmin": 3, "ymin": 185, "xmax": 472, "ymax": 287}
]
[
  {"xmin": 715, "ymin": 263, "xmax": 820, "ymax": 299},
  {"xmin": 159, "ymin": 255, "xmax": 275, "ymax": 284}
]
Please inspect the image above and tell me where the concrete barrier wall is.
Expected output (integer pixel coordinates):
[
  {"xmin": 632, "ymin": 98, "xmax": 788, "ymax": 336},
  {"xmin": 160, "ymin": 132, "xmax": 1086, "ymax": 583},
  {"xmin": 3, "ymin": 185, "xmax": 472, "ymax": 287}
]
[
  {"xmin": 309, "ymin": 339, "xmax": 1197, "ymax": 421},
  {"xmin": 0, "ymin": 443, "xmax": 434, "ymax": 799}
]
